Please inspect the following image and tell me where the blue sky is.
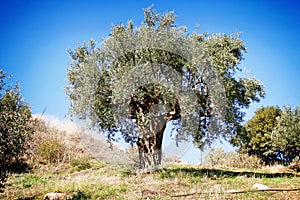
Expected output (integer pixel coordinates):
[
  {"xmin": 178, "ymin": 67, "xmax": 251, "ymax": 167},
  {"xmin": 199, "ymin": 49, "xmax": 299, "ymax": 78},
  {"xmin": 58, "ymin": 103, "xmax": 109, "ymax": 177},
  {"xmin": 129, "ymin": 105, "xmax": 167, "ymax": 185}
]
[{"xmin": 1, "ymin": 0, "xmax": 299, "ymax": 121}]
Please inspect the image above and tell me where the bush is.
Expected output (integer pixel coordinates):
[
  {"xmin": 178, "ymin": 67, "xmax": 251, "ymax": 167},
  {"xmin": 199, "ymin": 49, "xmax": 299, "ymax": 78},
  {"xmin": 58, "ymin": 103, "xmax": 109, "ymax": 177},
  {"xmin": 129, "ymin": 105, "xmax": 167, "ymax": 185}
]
[
  {"xmin": 37, "ymin": 139, "xmax": 66, "ymax": 164},
  {"xmin": 70, "ymin": 157, "xmax": 92, "ymax": 172},
  {"xmin": 204, "ymin": 148, "xmax": 262, "ymax": 169},
  {"xmin": 0, "ymin": 70, "xmax": 34, "ymax": 187},
  {"xmin": 224, "ymin": 152, "xmax": 262, "ymax": 169},
  {"xmin": 205, "ymin": 148, "xmax": 225, "ymax": 167}
]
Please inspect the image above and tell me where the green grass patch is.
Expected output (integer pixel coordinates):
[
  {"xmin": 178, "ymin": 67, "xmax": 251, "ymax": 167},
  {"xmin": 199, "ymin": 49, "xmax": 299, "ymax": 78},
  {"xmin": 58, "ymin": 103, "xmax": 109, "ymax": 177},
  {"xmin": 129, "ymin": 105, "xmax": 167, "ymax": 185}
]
[
  {"xmin": 10, "ymin": 173, "xmax": 50, "ymax": 189},
  {"xmin": 1, "ymin": 162, "xmax": 299, "ymax": 200},
  {"xmin": 69, "ymin": 158, "xmax": 92, "ymax": 172},
  {"xmin": 67, "ymin": 191, "xmax": 91, "ymax": 200}
]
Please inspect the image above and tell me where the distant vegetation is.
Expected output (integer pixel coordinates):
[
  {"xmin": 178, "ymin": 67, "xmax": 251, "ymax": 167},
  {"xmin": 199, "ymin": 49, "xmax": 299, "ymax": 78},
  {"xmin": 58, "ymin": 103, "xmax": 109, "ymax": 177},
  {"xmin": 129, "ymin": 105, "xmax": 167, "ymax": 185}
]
[{"xmin": 232, "ymin": 106, "xmax": 300, "ymax": 166}]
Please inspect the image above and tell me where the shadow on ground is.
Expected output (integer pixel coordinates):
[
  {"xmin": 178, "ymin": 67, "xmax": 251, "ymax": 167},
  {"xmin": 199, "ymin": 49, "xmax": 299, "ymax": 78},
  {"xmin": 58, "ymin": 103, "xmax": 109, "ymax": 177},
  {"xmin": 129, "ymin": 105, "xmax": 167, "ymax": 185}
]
[{"xmin": 159, "ymin": 166, "xmax": 300, "ymax": 179}]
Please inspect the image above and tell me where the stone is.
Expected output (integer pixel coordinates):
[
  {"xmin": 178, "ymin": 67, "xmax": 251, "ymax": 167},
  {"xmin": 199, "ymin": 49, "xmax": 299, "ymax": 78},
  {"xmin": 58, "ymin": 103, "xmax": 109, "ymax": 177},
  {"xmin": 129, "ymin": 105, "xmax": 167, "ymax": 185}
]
[
  {"xmin": 251, "ymin": 183, "xmax": 269, "ymax": 190},
  {"xmin": 43, "ymin": 192, "xmax": 66, "ymax": 200}
]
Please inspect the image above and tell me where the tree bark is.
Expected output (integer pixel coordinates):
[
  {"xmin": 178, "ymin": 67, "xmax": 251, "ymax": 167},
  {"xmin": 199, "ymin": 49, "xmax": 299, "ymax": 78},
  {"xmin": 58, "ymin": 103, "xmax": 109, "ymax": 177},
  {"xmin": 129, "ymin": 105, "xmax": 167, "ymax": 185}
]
[{"xmin": 137, "ymin": 117, "xmax": 166, "ymax": 172}]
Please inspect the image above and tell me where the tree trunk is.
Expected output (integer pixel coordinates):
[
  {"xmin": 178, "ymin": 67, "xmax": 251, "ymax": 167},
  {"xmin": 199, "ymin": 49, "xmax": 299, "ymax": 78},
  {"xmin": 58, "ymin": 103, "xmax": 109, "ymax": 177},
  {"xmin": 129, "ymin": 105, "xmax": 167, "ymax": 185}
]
[{"xmin": 137, "ymin": 117, "xmax": 166, "ymax": 172}]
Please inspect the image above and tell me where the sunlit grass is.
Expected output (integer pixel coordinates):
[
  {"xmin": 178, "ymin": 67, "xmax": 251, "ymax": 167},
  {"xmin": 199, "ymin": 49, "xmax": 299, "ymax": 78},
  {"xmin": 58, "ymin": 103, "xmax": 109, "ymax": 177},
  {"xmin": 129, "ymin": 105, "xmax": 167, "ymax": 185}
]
[{"xmin": 1, "ymin": 161, "xmax": 299, "ymax": 199}]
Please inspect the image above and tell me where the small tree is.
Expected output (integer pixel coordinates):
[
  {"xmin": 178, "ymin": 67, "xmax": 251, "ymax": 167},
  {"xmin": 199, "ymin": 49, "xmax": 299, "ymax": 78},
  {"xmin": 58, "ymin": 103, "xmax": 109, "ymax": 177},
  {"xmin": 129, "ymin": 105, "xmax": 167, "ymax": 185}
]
[
  {"xmin": 231, "ymin": 106, "xmax": 281, "ymax": 164},
  {"xmin": 66, "ymin": 7, "xmax": 264, "ymax": 170},
  {"xmin": 233, "ymin": 106, "xmax": 300, "ymax": 165},
  {"xmin": 0, "ymin": 69, "xmax": 33, "ymax": 187},
  {"xmin": 272, "ymin": 106, "xmax": 300, "ymax": 164}
]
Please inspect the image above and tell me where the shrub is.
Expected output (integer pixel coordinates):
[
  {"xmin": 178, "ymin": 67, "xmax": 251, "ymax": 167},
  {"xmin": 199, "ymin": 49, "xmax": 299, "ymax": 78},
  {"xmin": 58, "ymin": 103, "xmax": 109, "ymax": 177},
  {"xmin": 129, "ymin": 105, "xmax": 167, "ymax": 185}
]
[
  {"xmin": 0, "ymin": 70, "xmax": 34, "ymax": 187},
  {"xmin": 37, "ymin": 139, "xmax": 66, "ymax": 164},
  {"xmin": 224, "ymin": 152, "xmax": 262, "ymax": 169},
  {"xmin": 70, "ymin": 157, "xmax": 92, "ymax": 172},
  {"xmin": 204, "ymin": 148, "xmax": 262, "ymax": 169},
  {"xmin": 205, "ymin": 147, "xmax": 225, "ymax": 167}
]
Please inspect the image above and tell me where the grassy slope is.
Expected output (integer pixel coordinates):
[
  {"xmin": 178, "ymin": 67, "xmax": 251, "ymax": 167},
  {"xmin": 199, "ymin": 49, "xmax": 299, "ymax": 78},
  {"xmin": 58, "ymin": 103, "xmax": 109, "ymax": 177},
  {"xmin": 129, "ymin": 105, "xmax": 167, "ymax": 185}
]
[
  {"xmin": 1, "ymin": 160, "xmax": 299, "ymax": 200},
  {"xmin": 2, "ymin": 118, "xmax": 298, "ymax": 199}
]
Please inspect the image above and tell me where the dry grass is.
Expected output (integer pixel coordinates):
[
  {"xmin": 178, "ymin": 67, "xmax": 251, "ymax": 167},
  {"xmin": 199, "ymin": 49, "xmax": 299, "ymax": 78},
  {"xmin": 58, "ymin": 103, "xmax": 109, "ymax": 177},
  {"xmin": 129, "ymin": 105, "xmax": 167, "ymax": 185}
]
[
  {"xmin": 1, "ymin": 116, "xmax": 299, "ymax": 199},
  {"xmin": 1, "ymin": 162, "xmax": 299, "ymax": 199}
]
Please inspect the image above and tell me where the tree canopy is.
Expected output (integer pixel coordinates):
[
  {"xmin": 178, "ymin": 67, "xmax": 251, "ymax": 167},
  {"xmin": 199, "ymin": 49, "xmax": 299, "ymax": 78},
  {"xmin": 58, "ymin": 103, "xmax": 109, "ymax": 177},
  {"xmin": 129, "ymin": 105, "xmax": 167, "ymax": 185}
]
[
  {"xmin": 232, "ymin": 106, "xmax": 300, "ymax": 165},
  {"xmin": 272, "ymin": 106, "xmax": 300, "ymax": 164},
  {"xmin": 231, "ymin": 106, "xmax": 281, "ymax": 164},
  {"xmin": 65, "ymin": 6, "xmax": 265, "ymax": 168}
]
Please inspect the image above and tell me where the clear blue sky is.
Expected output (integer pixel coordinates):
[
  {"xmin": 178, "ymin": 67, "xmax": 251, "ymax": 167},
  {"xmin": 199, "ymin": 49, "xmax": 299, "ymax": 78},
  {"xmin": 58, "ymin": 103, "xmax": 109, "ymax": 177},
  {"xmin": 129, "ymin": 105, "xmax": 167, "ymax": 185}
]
[{"xmin": 1, "ymin": 0, "xmax": 300, "ymax": 121}]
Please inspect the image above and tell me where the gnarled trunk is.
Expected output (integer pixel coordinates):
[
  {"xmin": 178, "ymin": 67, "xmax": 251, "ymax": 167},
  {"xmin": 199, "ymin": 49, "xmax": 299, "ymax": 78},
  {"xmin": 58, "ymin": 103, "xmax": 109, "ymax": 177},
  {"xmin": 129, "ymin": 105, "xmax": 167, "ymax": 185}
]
[
  {"xmin": 137, "ymin": 117, "xmax": 166, "ymax": 171},
  {"xmin": 130, "ymin": 85, "xmax": 181, "ymax": 172}
]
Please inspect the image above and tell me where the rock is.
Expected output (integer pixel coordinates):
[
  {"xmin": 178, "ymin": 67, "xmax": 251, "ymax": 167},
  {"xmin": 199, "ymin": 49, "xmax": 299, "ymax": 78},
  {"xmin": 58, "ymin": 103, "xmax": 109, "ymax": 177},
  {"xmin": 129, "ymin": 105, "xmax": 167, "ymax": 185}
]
[
  {"xmin": 251, "ymin": 183, "xmax": 269, "ymax": 190},
  {"xmin": 225, "ymin": 189, "xmax": 240, "ymax": 193},
  {"xmin": 43, "ymin": 192, "xmax": 66, "ymax": 200}
]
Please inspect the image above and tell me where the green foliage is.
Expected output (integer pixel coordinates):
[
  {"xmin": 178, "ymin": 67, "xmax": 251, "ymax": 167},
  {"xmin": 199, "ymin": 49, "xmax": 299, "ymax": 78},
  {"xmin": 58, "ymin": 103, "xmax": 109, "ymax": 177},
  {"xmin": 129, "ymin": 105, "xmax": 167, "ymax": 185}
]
[
  {"xmin": 37, "ymin": 139, "xmax": 65, "ymax": 164},
  {"xmin": 20, "ymin": 174, "xmax": 48, "ymax": 188},
  {"xmin": 272, "ymin": 106, "xmax": 300, "ymax": 164},
  {"xmin": 239, "ymin": 106, "xmax": 281, "ymax": 164},
  {"xmin": 232, "ymin": 106, "xmax": 281, "ymax": 164},
  {"xmin": 65, "ymin": 6, "xmax": 264, "ymax": 164},
  {"xmin": 233, "ymin": 106, "xmax": 300, "ymax": 165},
  {"xmin": 70, "ymin": 158, "xmax": 92, "ymax": 172},
  {"xmin": 67, "ymin": 191, "xmax": 91, "ymax": 200},
  {"xmin": 0, "ymin": 70, "xmax": 34, "ymax": 188}
]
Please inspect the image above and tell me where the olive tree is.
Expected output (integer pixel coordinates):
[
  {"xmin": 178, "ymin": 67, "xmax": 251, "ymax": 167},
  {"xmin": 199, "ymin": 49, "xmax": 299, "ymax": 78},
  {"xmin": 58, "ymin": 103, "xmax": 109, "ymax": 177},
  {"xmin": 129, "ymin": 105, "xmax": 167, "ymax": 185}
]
[{"xmin": 65, "ymin": 7, "xmax": 264, "ymax": 170}]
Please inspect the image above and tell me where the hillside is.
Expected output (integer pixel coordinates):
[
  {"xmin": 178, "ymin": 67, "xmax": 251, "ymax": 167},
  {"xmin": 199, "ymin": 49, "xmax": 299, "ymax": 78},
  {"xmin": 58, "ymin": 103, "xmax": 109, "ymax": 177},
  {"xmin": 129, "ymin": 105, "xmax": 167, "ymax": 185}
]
[
  {"xmin": 1, "ymin": 161, "xmax": 300, "ymax": 199},
  {"xmin": 1, "ymin": 117, "xmax": 299, "ymax": 199}
]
